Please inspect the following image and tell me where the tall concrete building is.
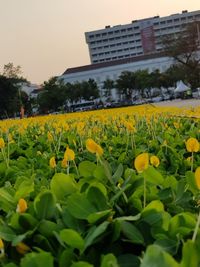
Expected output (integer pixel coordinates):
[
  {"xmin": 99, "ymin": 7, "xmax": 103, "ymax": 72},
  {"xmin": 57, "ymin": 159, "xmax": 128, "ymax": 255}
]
[
  {"xmin": 60, "ymin": 10, "xmax": 200, "ymax": 102},
  {"xmin": 85, "ymin": 10, "xmax": 200, "ymax": 64}
]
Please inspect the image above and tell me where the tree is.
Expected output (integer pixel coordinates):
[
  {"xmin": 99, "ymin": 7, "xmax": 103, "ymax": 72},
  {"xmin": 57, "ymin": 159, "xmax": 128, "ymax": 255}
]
[
  {"xmin": 0, "ymin": 75, "xmax": 20, "ymax": 118},
  {"xmin": 0, "ymin": 63, "xmax": 28, "ymax": 118},
  {"xmin": 134, "ymin": 70, "xmax": 150, "ymax": 98},
  {"xmin": 162, "ymin": 21, "xmax": 200, "ymax": 89},
  {"xmin": 116, "ymin": 71, "xmax": 136, "ymax": 101},
  {"xmin": 2, "ymin": 63, "xmax": 23, "ymax": 79},
  {"xmin": 37, "ymin": 77, "xmax": 67, "ymax": 113},
  {"xmin": 103, "ymin": 79, "xmax": 115, "ymax": 100}
]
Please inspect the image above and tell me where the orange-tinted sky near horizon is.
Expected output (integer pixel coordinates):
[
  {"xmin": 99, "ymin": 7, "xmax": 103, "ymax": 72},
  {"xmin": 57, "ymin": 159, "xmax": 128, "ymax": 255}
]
[{"xmin": 0, "ymin": 0, "xmax": 199, "ymax": 84}]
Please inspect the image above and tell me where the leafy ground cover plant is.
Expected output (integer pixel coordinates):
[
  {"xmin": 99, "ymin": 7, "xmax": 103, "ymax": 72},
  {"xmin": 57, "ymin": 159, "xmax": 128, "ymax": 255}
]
[{"xmin": 0, "ymin": 105, "xmax": 200, "ymax": 266}]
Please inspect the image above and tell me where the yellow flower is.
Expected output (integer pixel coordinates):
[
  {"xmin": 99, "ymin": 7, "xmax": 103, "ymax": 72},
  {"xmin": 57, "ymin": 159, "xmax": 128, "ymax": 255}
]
[
  {"xmin": 195, "ymin": 167, "xmax": 200, "ymax": 189},
  {"xmin": 95, "ymin": 144, "xmax": 103, "ymax": 156},
  {"xmin": 150, "ymin": 155, "xmax": 160, "ymax": 167},
  {"xmin": 86, "ymin": 138, "xmax": 97, "ymax": 154},
  {"xmin": 64, "ymin": 147, "xmax": 75, "ymax": 161},
  {"xmin": 16, "ymin": 198, "xmax": 28, "ymax": 213},
  {"xmin": 86, "ymin": 138, "xmax": 103, "ymax": 156},
  {"xmin": 0, "ymin": 138, "xmax": 5, "ymax": 149},
  {"xmin": 61, "ymin": 158, "xmax": 68, "ymax": 168},
  {"xmin": 125, "ymin": 122, "xmax": 136, "ymax": 132},
  {"xmin": 49, "ymin": 156, "xmax": 56, "ymax": 168},
  {"xmin": 0, "ymin": 239, "xmax": 4, "ymax": 257},
  {"xmin": 16, "ymin": 242, "xmax": 30, "ymax": 254},
  {"xmin": 186, "ymin": 137, "xmax": 199, "ymax": 152},
  {"xmin": 0, "ymin": 239, "xmax": 4, "ymax": 250},
  {"xmin": 134, "ymin": 153, "xmax": 149, "ymax": 173},
  {"xmin": 47, "ymin": 132, "xmax": 53, "ymax": 142}
]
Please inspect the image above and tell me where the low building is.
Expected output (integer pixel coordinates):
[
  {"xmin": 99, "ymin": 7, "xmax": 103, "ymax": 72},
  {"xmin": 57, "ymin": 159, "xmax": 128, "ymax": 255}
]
[{"xmin": 60, "ymin": 52, "xmax": 173, "ymax": 101}]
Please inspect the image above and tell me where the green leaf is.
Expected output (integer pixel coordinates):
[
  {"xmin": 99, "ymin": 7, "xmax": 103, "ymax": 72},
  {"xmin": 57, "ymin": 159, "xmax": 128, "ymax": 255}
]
[
  {"xmin": 87, "ymin": 210, "xmax": 112, "ymax": 224},
  {"xmin": 38, "ymin": 220, "xmax": 61, "ymax": 237},
  {"xmin": 143, "ymin": 166, "xmax": 164, "ymax": 185},
  {"xmin": 169, "ymin": 212, "xmax": 196, "ymax": 238},
  {"xmin": 78, "ymin": 161, "xmax": 96, "ymax": 177},
  {"xmin": 100, "ymin": 253, "xmax": 119, "ymax": 267},
  {"xmin": 59, "ymin": 249, "xmax": 75, "ymax": 267},
  {"xmin": 18, "ymin": 213, "xmax": 38, "ymax": 230},
  {"xmin": 93, "ymin": 165, "xmax": 107, "ymax": 182},
  {"xmin": 154, "ymin": 238, "xmax": 178, "ymax": 255},
  {"xmin": 0, "ymin": 188, "xmax": 15, "ymax": 212},
  {"xmin": 121, "ymin": 221, "xmax": 144, "ymax": 245},
  {"xmin": 34, "ymin": 191, "xmax": 56, "ymax": 220},
  {"xmin": 66, "ymin": 193, "xmax": 97, "ymax": 219},
  {"xmin": 60, "ymin": 229, "xmax": 84, "ymax": 251},
  {"xmin": 3, "ymin": 264, "xmax": 18, "ymax": 267},
  {"xmin": 84, "ymin": 221, "xmax": 110, "ymax": 250},
  {"xmin": 115, "ymin": 214, "xmax": 141, "ymax": 222},
  {"xmin": 0, "ymin": 225, "xmax": 16, "ymax": 241},
  {"xmin": 70, "ymin": 262, "xmax": 93, "ymax": 267},
  {"xmin": 141, "ymin": 245, "xmax": 179, "ymax": 267},
  {"xmin": 21, "ymin": 252, "xmax": 54, "ymax": 267},
  {"xmin": 186, "ymin": 171, "xmax": 198, "ymax": 194},
  {"xmin": 14, "ymin": 179, "xmax": 34, "ymax": 200},
  {"xmin": 50, "ymin": 173, "xmax": 77, "ymax": 200},
  {"xmin": 112, "ymin": 164, "xmax": 123, "ymax": 184},
  {"xmin": 87, "ymin": 186, "xmax": 108, "ymax": 210},
  {"xmin": 142, "ymin": 200, "xmax": 164, "ymax": 215},
  {"xmin": 180, "ymin": 240, "xmax": 199, "ymax": 267},
  {"xmin": 117, "ymin": 254, "xmax": 140, "ymax": 267}
]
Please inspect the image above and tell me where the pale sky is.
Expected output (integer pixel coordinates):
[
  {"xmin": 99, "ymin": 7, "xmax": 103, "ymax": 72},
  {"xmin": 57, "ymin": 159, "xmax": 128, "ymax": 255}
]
[{"xmin": 0, "ymin": 0, "xmax": 199, "ymax": 84}]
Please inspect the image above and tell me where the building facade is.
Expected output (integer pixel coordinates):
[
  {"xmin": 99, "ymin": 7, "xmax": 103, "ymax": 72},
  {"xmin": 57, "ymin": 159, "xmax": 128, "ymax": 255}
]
[
  {"xmin": 61, "ymin": 53, "xmax": 173, "ymax": 101},
  {"xmin": 60, "ymin": 9, "xmax": 200, "ymax": 102},
  {"xmin": 85, "ymin": 10, "xmax": 200, "ymax": 64}
]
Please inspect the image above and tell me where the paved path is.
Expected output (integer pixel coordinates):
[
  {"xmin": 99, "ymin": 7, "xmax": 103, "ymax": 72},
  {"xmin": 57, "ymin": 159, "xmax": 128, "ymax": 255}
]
[{"xmin": 154, "ymin": 99, "xmax": 200, "ymax": 108}]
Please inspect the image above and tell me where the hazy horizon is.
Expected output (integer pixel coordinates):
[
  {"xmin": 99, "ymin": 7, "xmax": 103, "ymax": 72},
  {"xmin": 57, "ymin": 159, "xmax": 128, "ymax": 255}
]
[{"xmin": 0, "ymin": 0, "xmax": 199, "ymax": 84}]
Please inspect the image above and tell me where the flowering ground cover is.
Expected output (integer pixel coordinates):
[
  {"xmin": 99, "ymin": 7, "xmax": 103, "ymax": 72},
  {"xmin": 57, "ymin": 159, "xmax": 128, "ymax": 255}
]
[{"xmin": 0, "ymin": 104, "xmax": 200, "ymax": 266}]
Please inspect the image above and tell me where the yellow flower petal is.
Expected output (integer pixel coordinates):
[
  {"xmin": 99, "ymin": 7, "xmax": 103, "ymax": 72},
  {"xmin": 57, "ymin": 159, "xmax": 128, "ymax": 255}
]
[
  {"xmin": 150, "ymin": 155, "xmax": 160, "ymax": 167},
  {"xmin": 61, "ymin": 158, "xmax": 68, "ymax": 168},
  {"xmin": 134, "ymin": 153, "xmax": 149, "ymax": 173},
  {"xmin": 186, "ymin": 137, "xmax": 199, "ymax": 152},
  {"xmin": 195, "ymin": 167, "xmax": 200, "ymax": 189},
  {"xmin": 86, "ymin": 138, "xmax": 97, "ymax": 154},
  {"xmin": 16, "ymin": 198, "xmax": 27, "ymax": 213},
  {"xmin": 16, "ymin": 242, "xmax": 30, "ymax": 254},
  {"xmin": 49, "ymin": 156, "xmax": 56, "ymax": 168},
  {"xmin": 64, "ymin": 147, "xmax": 75, "ymax": 161},
  {"xmin": 0, "ymin": 138, "xmax": 5, "ymax": 149}
]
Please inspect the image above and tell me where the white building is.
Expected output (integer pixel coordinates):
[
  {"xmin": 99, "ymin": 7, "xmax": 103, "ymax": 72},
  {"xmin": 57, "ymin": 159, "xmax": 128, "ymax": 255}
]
[
  {"xmin": 20, "ymin": 83, "xmax": 41, "ymax": 98},
  {"xmin": 61, "ymin": 53, "xmax": 173, "ymax": 101},
  {"xmin": 60, "ymin": 9, "xmax": 200, "ymax": 102},
  {"xmin": 85, "ymin": 10, "xmax": 200, "ymax": 64}
]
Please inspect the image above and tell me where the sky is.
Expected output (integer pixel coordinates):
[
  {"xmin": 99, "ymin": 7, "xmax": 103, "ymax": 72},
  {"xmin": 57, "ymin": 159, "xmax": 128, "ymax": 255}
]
[{"xmin": 0, "ymin": 0, "xmax": 199, "ymax": 84}]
